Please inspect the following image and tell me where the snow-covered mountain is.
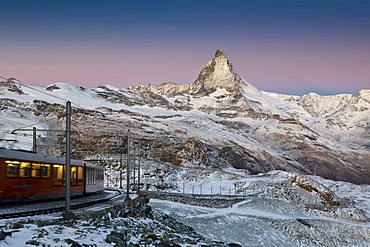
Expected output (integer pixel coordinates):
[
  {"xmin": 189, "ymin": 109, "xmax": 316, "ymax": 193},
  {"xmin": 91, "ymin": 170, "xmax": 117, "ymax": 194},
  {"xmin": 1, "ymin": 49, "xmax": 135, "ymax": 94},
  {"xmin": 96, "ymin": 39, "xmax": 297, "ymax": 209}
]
[{"xmin": 1, "ymin": 49, "xmax": 369, "ymax": 184}]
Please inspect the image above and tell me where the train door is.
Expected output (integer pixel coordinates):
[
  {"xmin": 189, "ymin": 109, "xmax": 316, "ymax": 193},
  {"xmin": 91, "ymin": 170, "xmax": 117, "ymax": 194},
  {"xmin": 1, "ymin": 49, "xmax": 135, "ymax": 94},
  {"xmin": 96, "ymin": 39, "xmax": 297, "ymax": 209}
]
[
  {"xmin": 71, "ymin": 166, "xmax": 77, "ymax": 186},
  {"xmin": 70, "ymin": 166, "xmax": 83, "ymax": 186},
  {"xmin": 53, "ymin": 164, "xmax": 64, "ymax": 186}
]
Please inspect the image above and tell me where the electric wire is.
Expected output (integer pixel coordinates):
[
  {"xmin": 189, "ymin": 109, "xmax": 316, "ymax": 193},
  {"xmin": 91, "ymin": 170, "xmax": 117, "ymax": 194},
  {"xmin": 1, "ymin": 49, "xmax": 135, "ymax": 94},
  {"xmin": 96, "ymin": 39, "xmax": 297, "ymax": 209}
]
[
  {"xmin": 12, "ymin": 78, "xmax": 89, "ymax": 109},
  {"xmin": 1, "ymin": 76, "xmax": 123, "ymax": 153},
  {"xmin": 15, "ymin": 79, "xmax": 68, "ymax": 103},
  {"xmin": 0, "ymin": 116, "xmax": 26, "ymax": 126},
  {"xmin": 1, "ymin": 76, "xmax": 68, "ymax": 129}
]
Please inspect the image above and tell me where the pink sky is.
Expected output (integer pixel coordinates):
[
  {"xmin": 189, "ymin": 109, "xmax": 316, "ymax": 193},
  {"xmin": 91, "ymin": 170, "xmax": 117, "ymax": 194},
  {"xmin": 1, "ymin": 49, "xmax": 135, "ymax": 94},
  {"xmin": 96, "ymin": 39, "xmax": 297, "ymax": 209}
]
[{"xmin": 1, "ymin": 1, "xmax": 369, "ymax": 95}]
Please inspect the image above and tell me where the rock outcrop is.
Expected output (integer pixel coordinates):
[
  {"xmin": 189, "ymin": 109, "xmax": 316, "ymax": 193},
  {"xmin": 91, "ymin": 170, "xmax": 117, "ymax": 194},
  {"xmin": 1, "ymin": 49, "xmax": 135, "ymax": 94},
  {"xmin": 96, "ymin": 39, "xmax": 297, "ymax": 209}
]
[{"xmin": 191, "ymin": 49, "xmax": 241, "ymax": 95}]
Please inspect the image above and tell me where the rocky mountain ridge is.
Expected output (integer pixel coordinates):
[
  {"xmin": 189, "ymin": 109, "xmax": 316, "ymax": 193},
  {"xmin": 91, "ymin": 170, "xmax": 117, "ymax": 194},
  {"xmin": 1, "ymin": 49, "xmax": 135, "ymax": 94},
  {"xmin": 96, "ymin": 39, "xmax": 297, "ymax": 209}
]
[{"xmin": 0, "ymin": 49, "xmax": 369, "ymax": 184}]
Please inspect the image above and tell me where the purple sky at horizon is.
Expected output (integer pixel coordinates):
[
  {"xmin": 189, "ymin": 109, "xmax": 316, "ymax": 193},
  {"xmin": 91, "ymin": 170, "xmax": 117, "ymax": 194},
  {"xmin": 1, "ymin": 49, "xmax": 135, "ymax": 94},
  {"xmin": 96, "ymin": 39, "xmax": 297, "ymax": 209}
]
[{"xmin": 1, "ymin": 0, "xmax": 369, "ymax": 95}]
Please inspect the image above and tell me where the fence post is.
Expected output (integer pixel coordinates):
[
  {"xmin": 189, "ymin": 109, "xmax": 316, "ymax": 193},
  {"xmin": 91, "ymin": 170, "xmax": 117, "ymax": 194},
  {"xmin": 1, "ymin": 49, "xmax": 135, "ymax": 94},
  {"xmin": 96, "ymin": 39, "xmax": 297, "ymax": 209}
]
[
  {"xmin": 229, "ymin": 188, "xmax": 231, "ymax": 196},
  {"xmin": 220, "ymin": 186, "xmax": 222, "ymax": 195},
  {"xmin": 200, "ymin": 184, "xmax": 202, "ymax": 195},
  {"xmin": 192, "ymin": 185, "xmax": 194, "ymax": 195},
  {"xmin": 183, "ymin": 182, "xmax": 185, "ymax": 194},
  {"xmin": 211, "ymin": 186, "xmax": 213, "ymax": 196}
]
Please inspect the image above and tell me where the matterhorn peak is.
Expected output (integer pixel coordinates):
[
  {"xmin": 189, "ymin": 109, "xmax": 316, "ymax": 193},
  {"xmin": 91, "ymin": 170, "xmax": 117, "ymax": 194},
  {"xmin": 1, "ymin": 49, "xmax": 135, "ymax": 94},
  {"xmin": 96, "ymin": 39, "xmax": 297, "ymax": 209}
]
[
  {"xmin": 191, "ymin": 49, "xmax": 242, "ymax": 95},
  {"xmin": 215, "ymin": 49, "xmax": 228, "ymax": 60}
]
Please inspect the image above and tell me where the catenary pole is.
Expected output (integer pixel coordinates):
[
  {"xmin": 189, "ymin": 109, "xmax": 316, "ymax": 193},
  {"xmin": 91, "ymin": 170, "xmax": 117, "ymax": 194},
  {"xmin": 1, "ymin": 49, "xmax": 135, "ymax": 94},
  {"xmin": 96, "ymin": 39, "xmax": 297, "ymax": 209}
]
[
  {"xmin": 119, "ymin": 136, "xmax": 123, "ymax": 189},
  {"xmin": 32, "ymin": 127, "xmax": 37, "ymax": 152},
  {"xmin": 138, "ymin": 141, "xmax": 141, "ymax": 192},
  {"xmin": 126, "ymin": 129, "xmax": 130, "ymax": 198},
  {"xmin": 133, "ymin": 142, "xmax": 136, "ymax": 191},
  {"xmin": 65, "ymin": 101, "xmax": 72, "ymax": 214},
  {"xmin": 119, "ymin": 152, "xmax": 123, "ymax": 189}
]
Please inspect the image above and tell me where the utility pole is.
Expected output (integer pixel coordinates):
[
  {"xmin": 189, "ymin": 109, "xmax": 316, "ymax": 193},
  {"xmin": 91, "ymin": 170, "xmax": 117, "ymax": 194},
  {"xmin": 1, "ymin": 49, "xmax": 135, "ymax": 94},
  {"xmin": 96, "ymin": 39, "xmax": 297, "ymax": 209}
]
[
  {"xmin": 133, "ymin": 143, "xmax": 136, "ymax": 191},
  {"xmin": 119, "ymin": 151, "xmax": 123, "ymax": 189},
  {"xmin": 137, "ymin": 141, "xmax": 141, "ymax": 192},
  {"xmin": 126, "ymin": 129, "xmax": 130, "ymax": 199},
  {"xmin": 32, "ymin": 127, "xmax": 36, "ymax": 152},
  {"xmin": 118, "ymin": 136, "xmax": 124, "ymax": 189},
  {"xmin": 65, "ymin": 101, "xmax": 72, "ymax": 215}
]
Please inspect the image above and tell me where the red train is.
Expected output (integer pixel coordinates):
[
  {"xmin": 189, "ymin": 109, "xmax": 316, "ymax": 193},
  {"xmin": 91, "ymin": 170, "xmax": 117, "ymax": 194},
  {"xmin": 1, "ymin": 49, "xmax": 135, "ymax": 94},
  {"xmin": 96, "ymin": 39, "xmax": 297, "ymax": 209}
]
[{"xmin": 0, "ymin": 148, "xmax": 104, "ymax": 203}]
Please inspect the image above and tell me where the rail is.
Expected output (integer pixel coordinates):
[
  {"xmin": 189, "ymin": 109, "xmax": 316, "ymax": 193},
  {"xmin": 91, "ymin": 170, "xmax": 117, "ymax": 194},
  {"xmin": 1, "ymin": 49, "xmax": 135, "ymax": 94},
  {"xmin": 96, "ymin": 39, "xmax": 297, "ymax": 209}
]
[{"xmin": 0, "ymin": 189, "xmax": 123, "ymax": 220}]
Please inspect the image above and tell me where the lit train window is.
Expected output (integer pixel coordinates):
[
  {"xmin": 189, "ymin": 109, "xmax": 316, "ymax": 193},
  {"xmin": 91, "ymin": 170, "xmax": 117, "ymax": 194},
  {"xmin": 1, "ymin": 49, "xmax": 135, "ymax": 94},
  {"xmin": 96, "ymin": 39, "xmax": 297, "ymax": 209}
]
[
  {"xmin": 77, "ymin": 167, "xmax": 83, "ymax": 185},
  {"xmin": 41, "ymin": 164, "xmax": 51, "ymax": 178},
  {"xmin": 31, "ymin": 163, "xmax": 41, "ymax": 177},
  {"xmin": 77, "ymin": 167, "xmax": 83, "ymax": 180},
  {"xmin": 71, "ymin": 166, "xmax": 77, "ymax": 185},
  {"xmin": 5, "ymin": 160, "xmax": 20, "ymax": 177},
  {"xmin": 71, "ymin": 166, "xmax": 77, "ymax": 179},
  {"xmin": 20, "ymin": 162, "xmax": 31, "ymax": 177}
]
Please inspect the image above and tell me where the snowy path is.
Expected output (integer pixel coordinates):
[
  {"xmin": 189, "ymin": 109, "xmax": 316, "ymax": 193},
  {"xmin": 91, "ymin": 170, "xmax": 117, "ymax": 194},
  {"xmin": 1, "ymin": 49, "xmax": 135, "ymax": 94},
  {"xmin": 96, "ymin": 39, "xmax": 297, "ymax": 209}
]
[{"xmin": 150, "ymin": 199, "xmax": 370, "ymax": 247}]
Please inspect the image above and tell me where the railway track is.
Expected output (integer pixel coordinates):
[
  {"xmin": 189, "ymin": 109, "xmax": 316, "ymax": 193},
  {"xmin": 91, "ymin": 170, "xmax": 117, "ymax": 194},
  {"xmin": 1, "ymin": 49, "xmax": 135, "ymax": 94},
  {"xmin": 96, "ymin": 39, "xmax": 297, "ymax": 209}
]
[{"xmin": 0, "ymin": 189, "xmax": 124, "ymax": 220}]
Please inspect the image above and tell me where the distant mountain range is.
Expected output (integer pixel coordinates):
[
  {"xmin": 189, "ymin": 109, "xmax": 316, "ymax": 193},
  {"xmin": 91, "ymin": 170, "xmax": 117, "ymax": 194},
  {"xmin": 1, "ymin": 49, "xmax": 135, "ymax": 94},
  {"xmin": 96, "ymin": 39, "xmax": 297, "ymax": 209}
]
[{"xmin": 1, "ymin": 49, "xmax": 369, "ymax": 184}]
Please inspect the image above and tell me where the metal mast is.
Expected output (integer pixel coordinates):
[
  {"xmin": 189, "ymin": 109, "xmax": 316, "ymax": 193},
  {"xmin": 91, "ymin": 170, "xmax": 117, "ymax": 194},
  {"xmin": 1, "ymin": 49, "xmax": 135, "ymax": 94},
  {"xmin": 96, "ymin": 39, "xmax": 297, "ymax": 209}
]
[
  {"xmin": 65, "ymin": 101, "xmax": 72, "ymax": 214},
  {"xmin": 138, "ymin": 141, "xmax": 141, "ymax": 192},
  {"xmin": 126, "ymin": 129, "xmax": 130, "ymax": 198}
]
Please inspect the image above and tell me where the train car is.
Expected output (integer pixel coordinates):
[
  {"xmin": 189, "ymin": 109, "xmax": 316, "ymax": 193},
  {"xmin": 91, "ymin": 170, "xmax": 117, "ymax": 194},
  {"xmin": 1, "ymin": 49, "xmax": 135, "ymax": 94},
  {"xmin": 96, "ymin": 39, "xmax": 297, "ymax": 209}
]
[
  {"xmin": 0, "ymin": 148, "xmax": 104, "ymax": 203},
  {"xmin": 85, "ymin": 161, "xmax": 104, "ymax": 194}
]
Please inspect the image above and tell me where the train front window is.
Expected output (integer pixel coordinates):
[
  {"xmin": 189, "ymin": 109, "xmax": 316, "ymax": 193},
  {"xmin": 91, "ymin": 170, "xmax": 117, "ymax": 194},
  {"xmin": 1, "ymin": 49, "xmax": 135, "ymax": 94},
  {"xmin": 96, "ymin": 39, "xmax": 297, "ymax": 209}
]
[
  {"xmin": 20, "ymin": 162, "xmax": 31, "ymax": 177},
  {"xmin": 5, "ymin": 160, "xmax": 20, "ymax": 177}
]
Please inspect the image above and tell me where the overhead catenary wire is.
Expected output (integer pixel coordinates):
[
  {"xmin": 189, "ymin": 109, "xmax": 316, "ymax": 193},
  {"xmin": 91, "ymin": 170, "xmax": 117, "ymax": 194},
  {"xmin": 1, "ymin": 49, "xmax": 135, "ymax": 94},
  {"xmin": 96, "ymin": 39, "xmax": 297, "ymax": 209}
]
[
  {"xmin": 0, "ymin": 116, "xmax": 26, "ymax": 126},
  {"xmin": 1, "ymin": 76, "xmax": 129, "ymax": 156},
  {"xmin": 1, "ymin": 76, "xmax": 106, "ymax": 135},
  {"xmin": 1, "ymin": 76, "xmax": 140, "ymax": 122},
  {"xmin": 0, "ymin": 77, "xmax": 67, "ymax": 150},
  {"xmin": 10, "ymin": 77, "xmax": 68, "ymax": 104},
  {"xmin": 0, "ymin": 76, "xmax": 71, "ymax": 131},
  {"xmin": 0, "ymin": 107, "xmax": 59, "ymax": 130},
  {"xmin": 13, "ymin": 78, "xmax": 88, "ymax": 109},
  {"xmin": 1, "ymin": 76, "xmax": 86, "ymax": 109}
]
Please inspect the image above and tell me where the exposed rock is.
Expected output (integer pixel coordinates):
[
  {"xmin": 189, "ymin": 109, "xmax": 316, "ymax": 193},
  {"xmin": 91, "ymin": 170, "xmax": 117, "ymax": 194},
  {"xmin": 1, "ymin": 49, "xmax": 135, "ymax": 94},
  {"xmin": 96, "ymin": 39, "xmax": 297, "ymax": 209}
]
[
  {"xmin": 0, "ymin": 78, "xmax": 25, "ymax": 95},
  {"xmin": 0, "ymin": 229, "xmax": 11, "ymax": 241},
  {"xmin": 45, "ymin": 84, "xmax": 61, "ymax": 91},
  {"xmin": 173, "ymin": 138, "xmax": 207, "ymax": 165},
  {"xmin": 9, "ymin": 222, "xmax": 23, "ymax": 229},
  {"xmin": 226, "ymin": 243, "xmax": 243, "ymax": 247},
  {"xmin": 105, "ymin": 231, "xmax": 127, "ymax": 247},
  {"xmin": 64, "ymin": 238, "xmax": 83, "ymax": 247},
  {"xmin": 141, "ymin": 191, "xmax": 245, "ymax": 208},
  {"xmin": 94, "ymin": 86, "xmax": 177, "ymax": 110},
  {"xmin": 25, "ymin": 239, "xmax": 42, "ymax": 246},
  {"xmin": 192, "ymin": 49, "xmax": 239, "ymax": 95}
]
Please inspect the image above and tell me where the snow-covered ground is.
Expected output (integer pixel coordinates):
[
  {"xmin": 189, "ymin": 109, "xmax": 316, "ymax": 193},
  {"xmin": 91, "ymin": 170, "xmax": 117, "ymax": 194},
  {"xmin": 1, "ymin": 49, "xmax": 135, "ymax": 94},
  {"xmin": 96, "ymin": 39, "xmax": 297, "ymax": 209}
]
[
  {"xmin": 150, "ymin": 198, "xmax": 370, "ymax": 247},
  {"xmin": 146, "ymin": 169, "xmax": 370, "ymax": 246},
  {"xmin": 1, "ymin": 164, "xmax": 370, "ymax": 246}
]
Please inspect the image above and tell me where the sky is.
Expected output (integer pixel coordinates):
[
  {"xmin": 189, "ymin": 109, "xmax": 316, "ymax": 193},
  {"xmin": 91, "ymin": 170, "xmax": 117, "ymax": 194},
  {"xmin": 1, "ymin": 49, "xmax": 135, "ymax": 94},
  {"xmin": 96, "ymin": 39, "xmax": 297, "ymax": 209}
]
[{"xmin": 1, "ymin": 0, "xmax": 370, "ymax": 95}]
